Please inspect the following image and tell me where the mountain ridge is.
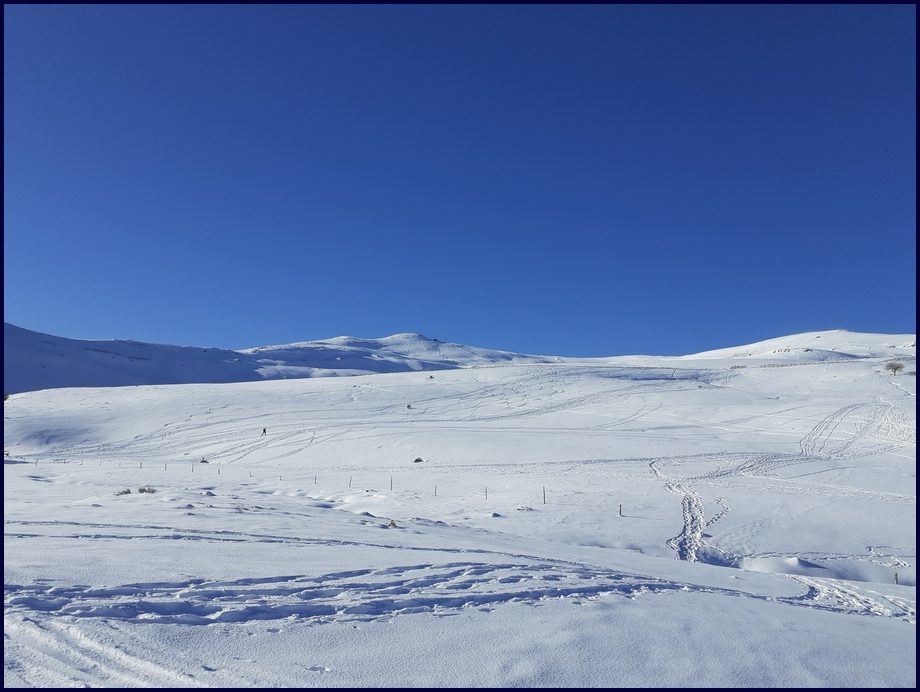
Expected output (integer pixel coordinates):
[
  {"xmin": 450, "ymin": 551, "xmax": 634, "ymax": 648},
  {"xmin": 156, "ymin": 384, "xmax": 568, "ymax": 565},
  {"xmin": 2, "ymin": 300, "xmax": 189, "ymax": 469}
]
[{"xmin": 4, "ymin": 322, "xmax": 914, "ymax": 395}]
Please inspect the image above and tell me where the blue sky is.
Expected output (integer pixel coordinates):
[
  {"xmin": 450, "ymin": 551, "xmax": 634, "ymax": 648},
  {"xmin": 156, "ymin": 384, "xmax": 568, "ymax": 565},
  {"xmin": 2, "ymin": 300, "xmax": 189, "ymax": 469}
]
[{"xmin": 4, "ymin": 5, "xmax": 915, "ymax": 356}]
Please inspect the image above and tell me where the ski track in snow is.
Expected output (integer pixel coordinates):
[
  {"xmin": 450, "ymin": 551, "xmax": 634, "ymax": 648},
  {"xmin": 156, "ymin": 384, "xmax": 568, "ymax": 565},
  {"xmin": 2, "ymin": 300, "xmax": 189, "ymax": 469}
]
[
  {"xmin": 14, "ymin": 377, "xmax": 916, "ymax": 571},
  {"xmin": 3, "ymin": 615, "xmax": 206, "ymax": 688},
  {"xmin": 6, "ymin": 560, "xmax": 914, "ymax": 628},
  {"xmin": 29, "ymin": 366, "xmax": 723, "ymax": 467},
  {"xmin": 6, "ymin": 566, "xmax": 913, "ymax": 688},
  {"xmin": 651, "ymin": 394, "xmax": 914, "ymax": 564}
]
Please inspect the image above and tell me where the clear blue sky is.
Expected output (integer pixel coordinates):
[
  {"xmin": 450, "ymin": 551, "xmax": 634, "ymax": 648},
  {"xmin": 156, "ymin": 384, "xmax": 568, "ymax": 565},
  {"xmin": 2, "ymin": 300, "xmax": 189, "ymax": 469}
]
[{"xmin": 4, "ymin": 5, "xmax": 916, "ymax": 356}]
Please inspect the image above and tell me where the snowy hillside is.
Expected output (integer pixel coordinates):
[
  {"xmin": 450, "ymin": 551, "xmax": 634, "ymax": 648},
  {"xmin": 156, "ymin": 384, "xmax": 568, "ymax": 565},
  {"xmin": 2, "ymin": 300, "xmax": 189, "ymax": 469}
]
[
  {"xmin": 3, "ymin": 323, "xmax": 266, "ymax": 394},
  {"xmin": 684, "ymin": 329, "xmax": 917, "ymax": 362},
  {"xmin": 6, "ymin": 322, "xmax": 915, "ymax": 397},
  {"xmin": 238, "ymin": 332, "xmax": 555, "ymax": 379},
  {"xmin": 3, "ymin": 323, "xmax": 554, "ymax": 395},
  {"xmin": 3, "ymin": 330, "xmax": 915, "ymax": 687}
]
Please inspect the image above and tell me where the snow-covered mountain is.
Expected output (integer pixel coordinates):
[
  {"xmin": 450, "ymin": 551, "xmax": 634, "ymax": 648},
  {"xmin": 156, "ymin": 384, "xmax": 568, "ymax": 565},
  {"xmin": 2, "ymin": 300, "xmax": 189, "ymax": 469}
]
[
  {"xmin": 4, "ymin": 322, "xmax": 915, "ymax": 395},
  {"xmin": 2, "ymin": 323, "xmax": 555, "ymax": 395},
  {"xmin": 238, "ymin": 332, "xmax": 554, "ymax": 379}
]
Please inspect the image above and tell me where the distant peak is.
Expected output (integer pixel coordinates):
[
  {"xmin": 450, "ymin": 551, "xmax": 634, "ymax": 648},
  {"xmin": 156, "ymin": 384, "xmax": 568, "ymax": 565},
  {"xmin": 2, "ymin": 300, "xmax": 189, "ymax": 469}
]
[
  {"xmin": 383, "ymin": 332, "xmax": 433, "ymax": 341},
  {"xmin": 317, "ymin": 333, "xmax": 436, "ymax": 346}
]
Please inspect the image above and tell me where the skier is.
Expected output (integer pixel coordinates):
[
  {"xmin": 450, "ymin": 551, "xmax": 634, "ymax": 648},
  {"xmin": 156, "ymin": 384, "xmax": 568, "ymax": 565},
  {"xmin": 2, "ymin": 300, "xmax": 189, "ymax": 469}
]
[{"xmin": 261, "ymin": 427, "xmax": 267, "ymax": 436}]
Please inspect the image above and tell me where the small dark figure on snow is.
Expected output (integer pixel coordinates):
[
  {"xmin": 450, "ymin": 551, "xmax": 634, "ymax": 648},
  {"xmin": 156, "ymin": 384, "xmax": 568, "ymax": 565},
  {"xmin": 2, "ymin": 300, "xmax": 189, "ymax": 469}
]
[
  {"xmin": 406, "ymin": 404, "xmax": 412, "ymax": 409},
  {"xmin": 261, "ymin": 427, "xmax": 267, "ymax": 436}
]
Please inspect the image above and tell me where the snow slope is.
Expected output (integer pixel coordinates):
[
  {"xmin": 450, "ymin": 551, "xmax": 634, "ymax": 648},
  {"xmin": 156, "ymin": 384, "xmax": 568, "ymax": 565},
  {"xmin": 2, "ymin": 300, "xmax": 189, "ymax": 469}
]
[
  {"xmin": 7, "ymin": 322, "xmax": 915, "ymax": 397},
  {"xmin": 239, "ymin": 332, "xmax": 555, "ymax": 380},
  {"xmin": 3, "ymin": 331, "xmax": 916, "ymax": 687},
  {"xmin": 684, "ymin": 329, "xmax": 917, "ymax": 363},
  {"xmin": 3, "ymin": 323, "xmax": 555, "ymax": 395}
]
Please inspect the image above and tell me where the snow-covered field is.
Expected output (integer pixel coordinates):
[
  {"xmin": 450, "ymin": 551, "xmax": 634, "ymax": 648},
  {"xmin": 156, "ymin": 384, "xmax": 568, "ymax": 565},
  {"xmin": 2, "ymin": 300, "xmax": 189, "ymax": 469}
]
[{"xmin": 4, "ymin": 330, "xmax": 916, "ymax": 687}]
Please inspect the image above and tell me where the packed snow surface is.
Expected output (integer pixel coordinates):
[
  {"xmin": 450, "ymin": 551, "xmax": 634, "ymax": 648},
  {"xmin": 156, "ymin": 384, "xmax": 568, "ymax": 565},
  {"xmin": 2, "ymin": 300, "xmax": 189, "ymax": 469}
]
[{"xmin": 3, "ymin": 329, "xmax": 916, "ymax": 687}]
